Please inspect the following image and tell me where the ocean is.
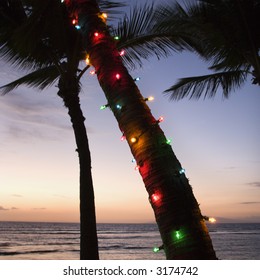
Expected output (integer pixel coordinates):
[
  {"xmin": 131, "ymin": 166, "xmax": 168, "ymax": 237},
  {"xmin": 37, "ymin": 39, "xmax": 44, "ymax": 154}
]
[{"xmin": 0, "ymin": 222, "xmax": 259, "ymax": 260}]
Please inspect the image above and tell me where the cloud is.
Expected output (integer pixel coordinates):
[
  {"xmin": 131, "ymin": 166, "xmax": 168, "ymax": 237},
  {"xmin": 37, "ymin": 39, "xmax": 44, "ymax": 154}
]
[
  {"xmin": 216, "ymin": 216, "xmax": 260, "ymax": 223},
  {"xmin": 53, "ymin": 194, "xmax": 69, "ymax": 199},
  {"xmin": 240, "ymin": 201, "xmax": 260, "ymax": 205},
  {"xmin": 225, "ymin": 166, "xmax": 238, "ymax": 170},
  {"xmin": 0, "ymin": 91, "xmax": 72, "ymax": 143},
  {"xmin": 246, "ymin": 182, "xmax": 260, "ymax": 188},
  {"xmin": 0, "ymin": 206, "xmax": 19, "ymax": 210},
  {"xmin": 11, "ymin": 194, "xmax": 23, "ymax": 197}
]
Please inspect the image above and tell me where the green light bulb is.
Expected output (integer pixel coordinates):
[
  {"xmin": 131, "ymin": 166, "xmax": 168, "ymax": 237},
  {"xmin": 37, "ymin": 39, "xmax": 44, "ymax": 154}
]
[
  {"xmin": 153, "ymin": 247, "xmax": 160, "ymax": 253},
  {"xmin": 179, "ymin": 168, "xmax": 185, "ymax": 174},
  {"xmin": 100, "ymin": 104, "xmax": 109, "ymax": 110}
]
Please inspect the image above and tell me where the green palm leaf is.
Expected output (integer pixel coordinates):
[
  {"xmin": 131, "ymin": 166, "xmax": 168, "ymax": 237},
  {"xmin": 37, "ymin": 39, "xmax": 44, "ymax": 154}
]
[
  {"xmin": 98, "ymin": 0, "xmax": 126, "ymax": 12},
  {"xmin": 1, "ymin": 0, "xmax": 83, "ymax": 71},
  {"xmin": 0, "ymin": 65, "xmax": 60, "ymax": 95},
  {"xmin": 164, "ymin": 70, "xmax": 247, "ymax": 100},
  {"xmin": 155, "ymin": 0, "xmax": 260, "ymax": 99},
  {"xmin": 112, "ymin": 3, "xmax": 191, "ymax": 69}
]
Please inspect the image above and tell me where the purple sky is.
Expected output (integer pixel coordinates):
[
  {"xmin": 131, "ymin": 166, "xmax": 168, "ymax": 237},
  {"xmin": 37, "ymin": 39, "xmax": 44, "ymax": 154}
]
[{"xmin": 0, "ymin": 0, "xmax": 259, "ymax": 223}]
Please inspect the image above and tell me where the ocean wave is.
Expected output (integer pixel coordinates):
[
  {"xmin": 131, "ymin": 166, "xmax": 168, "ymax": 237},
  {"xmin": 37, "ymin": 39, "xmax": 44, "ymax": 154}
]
[
  {"xmin": 99, "ymin": 245, "xmax": 152, "ymax": 251},
  {"xmin": 99, "ymin": 235, "xmax": 148, "ymax": 240},
  {"xmin": 1, "ymin": 231, "xmax": 79, "ymax": 235},
  {"xmin": 211, "ymin": 231, "xmax": 260, "ymax": 235},
  {"xmin": 0, "ymin": 249, "xmax": 61, "ymax": 256},
  {"xmin": 0, "ymin": 243, "xmax": 11, "ymax": 247}
]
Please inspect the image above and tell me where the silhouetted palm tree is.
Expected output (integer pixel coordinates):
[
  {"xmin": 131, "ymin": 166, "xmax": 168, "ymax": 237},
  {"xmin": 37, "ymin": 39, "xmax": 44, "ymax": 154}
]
[
  {"xmin": 155, "ymin": 0, "xmax": 260, "ymax": 100},
  {"xmin": 0, "ymin": 0, "xmax": 217, "ymax": 259},
  {"xmin": 0, "ymin": 0, "xmax": 124, "ymax": 260}
]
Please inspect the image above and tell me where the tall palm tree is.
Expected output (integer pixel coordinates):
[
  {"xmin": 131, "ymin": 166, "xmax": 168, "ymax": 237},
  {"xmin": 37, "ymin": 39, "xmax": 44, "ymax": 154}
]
[
  {"xmin": 154, "ymin": 0, "xmax": 260, "ymax": 100},
  {"xmin": 63, "ymin": 0, "xmax": 217, "ymax": 259},
  {"xmin": 1, "ymin": 0, "xmax": 217, "ymax": 259},
  {"xmin": 0, "ymin": 0, "xmax": 124, "ymax": 260}
]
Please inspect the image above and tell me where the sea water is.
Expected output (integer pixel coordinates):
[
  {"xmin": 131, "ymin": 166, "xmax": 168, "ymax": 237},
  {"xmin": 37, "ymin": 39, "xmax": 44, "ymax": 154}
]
[{"xmin": 0, "ymin": 222, "xmax": 259, "ymax": 260}]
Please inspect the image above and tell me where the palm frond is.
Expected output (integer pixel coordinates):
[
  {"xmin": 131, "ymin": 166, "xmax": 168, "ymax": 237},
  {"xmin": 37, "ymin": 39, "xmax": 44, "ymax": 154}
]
[
  {"xmin": 0, "ymin": 0, "xmax": 29, "ymax": 66},
  {"xmin": 154, "ymin": 0, "xmax": 260, "ymax": 71},
  {"xmin": 0, "ymin": 65, "xmax": 60, "ymax": 95},
  {"xmin": 1, "ymin": 0, "xmax": 83, "ymax": 71},
  {"xmin": 0, "ymin": 0, "xmax": 26, "ymax": 29},
  {"xmin": 111, "ymin": 3, "xmax": 191, "ymax": 69},
  {"xmin": 98, "ymin": 0, "xmax": 126, "ymax": 13},
  {"xmin": 209, "ymin": 62, "xmax": 251, "ymax": 73},
  {"xmin": 153, "ymin": 1, "xmax": 208, "ymax": 55},
  {"xmin": 164, "ymin": 71, "xmax": 247, "ymax": 100}
]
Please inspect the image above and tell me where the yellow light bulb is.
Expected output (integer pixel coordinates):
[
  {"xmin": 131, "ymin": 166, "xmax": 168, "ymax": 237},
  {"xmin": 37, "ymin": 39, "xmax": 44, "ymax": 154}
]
[
  {"xmin": 99, "ymin": 13, "xmax": 108, "ymax": 22},
  {"xmin": 85, "ymin": 55, "xmax": 90, "ymax": 65},
  {"xmin": 209, "ymin": 217, "xmax": 216, "ymax": 223}
]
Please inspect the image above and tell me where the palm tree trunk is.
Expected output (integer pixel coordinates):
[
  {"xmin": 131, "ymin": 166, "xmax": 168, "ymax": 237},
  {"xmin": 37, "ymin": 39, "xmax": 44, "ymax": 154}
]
[
  {"xmin": 73, "ymin": 0, "xmax": 217, "ymax": 259},
  {"xmin": 58, "ymin": 73, "xmax": 99, "ymax": 260}
]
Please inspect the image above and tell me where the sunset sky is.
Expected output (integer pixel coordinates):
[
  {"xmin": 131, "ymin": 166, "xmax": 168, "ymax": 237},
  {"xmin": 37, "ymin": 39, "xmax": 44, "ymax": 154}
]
[{"xmin": 0, "ymin": 0, "xmax": 259, "ymax": 223}]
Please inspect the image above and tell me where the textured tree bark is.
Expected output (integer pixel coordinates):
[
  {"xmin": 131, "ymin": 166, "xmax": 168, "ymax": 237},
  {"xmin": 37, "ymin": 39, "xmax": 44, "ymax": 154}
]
[
  {"xmin": 69, "ymin": 0, "xmax": 217, "ymax": 259},
  {"xmin": 58, "ymin": 72, "xmax": 99, "ymax": 260}
]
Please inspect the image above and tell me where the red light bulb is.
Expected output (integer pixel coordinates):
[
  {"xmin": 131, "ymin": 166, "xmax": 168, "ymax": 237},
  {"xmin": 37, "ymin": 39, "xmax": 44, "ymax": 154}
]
[
  {"xmin": 151, "ymin": 194, "xmax": 160, "ymax": 202},
  {"xmin": 158, "ymin": 116, "xmax": 164, "ymax": 123},
  {"xmin": 135, "ymin": 165, "xmax": 140, "ymax": 171},
  {"xmin": 151, "ymin": 192, "xmax": 162, "ymax": 206}
]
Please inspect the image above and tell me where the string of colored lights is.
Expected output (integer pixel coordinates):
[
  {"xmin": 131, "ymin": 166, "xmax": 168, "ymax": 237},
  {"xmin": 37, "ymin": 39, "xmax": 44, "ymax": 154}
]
[{"xmin": 62, "ymin": 0, "xmax": 217, "ymax": 258}]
